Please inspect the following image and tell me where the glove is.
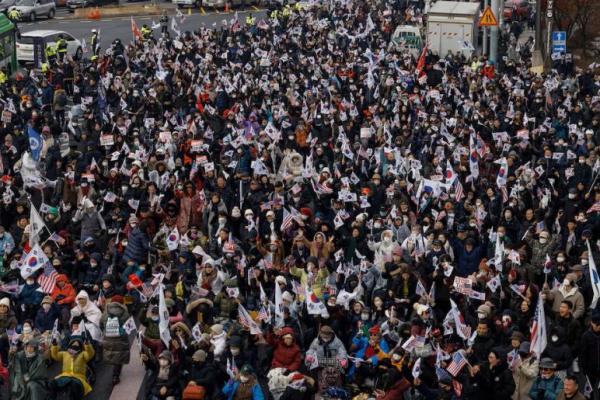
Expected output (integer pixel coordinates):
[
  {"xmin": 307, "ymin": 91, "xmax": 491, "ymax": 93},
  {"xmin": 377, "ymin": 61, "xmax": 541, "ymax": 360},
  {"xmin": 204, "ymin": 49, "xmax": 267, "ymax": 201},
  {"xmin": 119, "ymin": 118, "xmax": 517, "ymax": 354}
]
[
  {"xmin": 305, "ymin": 355, "xmax": 314, "ymax": 364},
  {"xmin": 339, "ymin": 358, "xmax": 348, "ymax": 368}
]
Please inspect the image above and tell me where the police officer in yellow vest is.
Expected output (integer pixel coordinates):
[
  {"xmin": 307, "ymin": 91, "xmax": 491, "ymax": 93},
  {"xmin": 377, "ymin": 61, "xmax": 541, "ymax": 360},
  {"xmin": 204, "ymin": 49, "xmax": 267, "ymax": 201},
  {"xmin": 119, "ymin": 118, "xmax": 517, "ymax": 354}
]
[
  {"xmin": 269, "ymin": 9, "xmax": 278, "ymax": 20},
  {"xmin": 56, "ymin": 34, "xmax": 68, "ymax": 62},
  {"xmin": 282, "ymin": 5, "xmax": 291, "ymax": 17},
  {"xmin": 0, "ymin": 68, "xmax": 7, "ymax": 85},
  {"xmin": 45, "ymin": 43, "xmax": 57, "ymax": 66},
  {"xmin": 7, "ymin": 9, "xmax": 21, "ymax": 32},
  {"xmin": 245, "ymin": 13, "xmax": 255, "ymax": 25},
  {"xmin": 141, "ymin": 24, "xmax": 152, "ymax": 40},
  {"xmin": 293, "ymin": 2, "xmax": 302, "ymax": 12}
]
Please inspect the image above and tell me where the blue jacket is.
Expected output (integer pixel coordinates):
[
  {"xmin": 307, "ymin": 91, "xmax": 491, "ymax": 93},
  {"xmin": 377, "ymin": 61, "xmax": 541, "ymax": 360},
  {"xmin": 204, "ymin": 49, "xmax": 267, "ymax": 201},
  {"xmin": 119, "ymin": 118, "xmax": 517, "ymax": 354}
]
[
  {"xmin": 529, "ymin": 376, "xmax": 564, "ymax": 400},
  {"xmin": 18, "ymin": 282, "xmax": 44, "ymax": 306},
  {"xmin": 453, "ymin": 242, "xmax": 483, "ymax": 276},
  {"xmin": 123, "ymin": 228, "xmax": 150, "ymax": 264},
  {"xmin": 34, "ymin": 304, "xmax": 59, "ymax": 332},
  {"xmin": 222, "ymin": 380, "xmax": 264, "ymax": 400}
]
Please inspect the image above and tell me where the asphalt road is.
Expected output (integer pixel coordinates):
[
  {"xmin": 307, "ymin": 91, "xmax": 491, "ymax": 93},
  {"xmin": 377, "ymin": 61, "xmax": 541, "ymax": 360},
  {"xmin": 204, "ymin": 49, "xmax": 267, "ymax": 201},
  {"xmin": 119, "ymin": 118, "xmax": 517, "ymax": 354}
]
[{"xmin": 20, "ymin": 5, "xmax": 267, "ymax": 50}]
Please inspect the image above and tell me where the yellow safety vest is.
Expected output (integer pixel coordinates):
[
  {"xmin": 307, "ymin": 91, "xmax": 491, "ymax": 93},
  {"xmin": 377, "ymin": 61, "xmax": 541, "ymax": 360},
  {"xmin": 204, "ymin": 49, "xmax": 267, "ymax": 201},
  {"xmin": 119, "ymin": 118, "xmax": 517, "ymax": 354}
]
[
  {"xmin": 282, "ymin": 7, "xmax": 291, "ymax": 16},
  {"xmin": 270, "ymin": 10, "xmax": 278, "ymax": 19},
  {"xmin": 246, "ymin": 16, "xmax": 255, "ymax": 25},
  {"xmin": 294, "ymin": 2, "xmax": 302, "ymax": 11},
  {"xmin": 45, "ymin": 46, "xmax": 56, "ymax": 57},
  {"xmin": 0, "ymin": 71, "xmax": 6, "ymax": 84}
]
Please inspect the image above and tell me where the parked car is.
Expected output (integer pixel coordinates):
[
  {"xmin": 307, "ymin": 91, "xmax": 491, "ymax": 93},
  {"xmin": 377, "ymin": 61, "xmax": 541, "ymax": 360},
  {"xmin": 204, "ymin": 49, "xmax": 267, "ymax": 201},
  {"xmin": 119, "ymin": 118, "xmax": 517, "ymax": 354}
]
[
  {"xmin": 503, "ymin": 0, "xmax": 530, "ymax": 21},
  {"xmin": 16, "ymin": 30, "xmax": 82, "ymax": 63},
  {"xmin": 0, "ymin": 0, "xmax": 16, "ymax": 13},
  {"xmin": 67, "ymin": 0, "xmax": 117, "ymax": 11},
  {"xmin": 8, "ymin": 0, "xmax": 55, "ymax": 21}
]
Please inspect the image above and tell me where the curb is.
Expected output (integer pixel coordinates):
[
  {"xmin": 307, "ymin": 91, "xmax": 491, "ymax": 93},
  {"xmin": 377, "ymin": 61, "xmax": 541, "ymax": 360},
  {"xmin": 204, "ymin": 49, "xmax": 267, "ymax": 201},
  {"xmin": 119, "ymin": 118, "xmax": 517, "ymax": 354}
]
[{"xmin": 68, "ymin": 3, "xmax": 177, "ymax": 19}]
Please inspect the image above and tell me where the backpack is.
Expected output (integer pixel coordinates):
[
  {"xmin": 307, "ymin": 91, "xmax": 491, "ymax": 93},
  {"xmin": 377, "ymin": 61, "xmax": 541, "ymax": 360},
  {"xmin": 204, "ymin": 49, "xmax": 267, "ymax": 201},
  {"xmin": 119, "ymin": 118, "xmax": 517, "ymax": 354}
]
[
  {"xmin": 56, "ymin": 92, "xmax": 67, "ymax": 107},
  {"xmin": 105, "ymin": 316, "xmax": 124, "ymax": 338}
]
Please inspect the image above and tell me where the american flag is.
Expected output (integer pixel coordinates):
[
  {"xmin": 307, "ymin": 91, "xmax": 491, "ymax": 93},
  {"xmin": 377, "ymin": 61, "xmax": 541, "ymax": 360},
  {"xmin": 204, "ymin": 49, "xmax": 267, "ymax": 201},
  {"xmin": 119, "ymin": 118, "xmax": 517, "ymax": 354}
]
[
  {"xmin": 238, "ymin": 304, "xmax": 261, "ymax": 334},
  {"xmin": 529, "ymin": 295, "xmax": 547, "ymax": 358},
  {"xmin": 257, "ymin": 305, "xmax": 270, "ymax": 322},
  {"xmin": 587, "ymin": 201, "xmax": 600, "ymax": 214},
  {"xmin": 280, "ymin": 208, "xmax": 294, "ymax": 232},
  {"xmin": 446, "ymin": 351, "xmax": 468, "ymax": 376},
  {"xmin": 454, "ymin": 179, "xmax": 465, "ymax": 202},
  {"xmin": 37, "ymin": 263, "xmax": 58, "ymax": 294}
]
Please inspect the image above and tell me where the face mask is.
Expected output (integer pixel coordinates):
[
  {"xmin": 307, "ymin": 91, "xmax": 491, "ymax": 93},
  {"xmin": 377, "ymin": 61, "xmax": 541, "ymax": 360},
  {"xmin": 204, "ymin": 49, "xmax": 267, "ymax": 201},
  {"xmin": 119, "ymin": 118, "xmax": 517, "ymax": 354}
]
[
  {"xmin": 90, "ymin": 263, "xmax": 97, "ymax": 268},
  {"xmin": 539, "ymin": 238, "xmax": 547, "ymax": 244},
  {"xmin": 551, "ymin": 335, "xmax": 558, "ymax": 342},
  {"xmin": 581, "ymin": 259, "xmax": 589, "ymax": 265},
  {"xmin": 230, "ymin": 348, "xmax": 240, "ymax": 356},
  {"xmin": 361, "ymin": 313, "xmax": 369, "ymax": 321},
  {"xmin": 25, "ymin": 349, "xmax": 36, "ymax": 358},
  {"xmin": 42, "ymin": 304, "xmax": 51, "ymax": 311},
  {"xmin": 477, "ymin": 312, "xmax": 486, "ymax": 319},
  {"xmin": 26, "ymin": 279, "xmax": 34, "ymax": 285},
  {"xmin": 152, "ymin": 316, "xmax": 159, "ymax": 322},
  {"xmin": 383, "ymin": 236, "xmax": 392, "ymax": 244},
  {"xmin": 563, "ymin": 279, "xmax": 570, "ymax": 287},
  {"xmin": 568, "ymin": 194, "xmax": 576, "ymax": 199},
  {"xmin": 23, "ymin": 326, "xmax": 32, "ymax": 334},
  {"xmin": 374, "ymin": 223, "xmax": 382, "ymax": 229},
  {"xmin": 121, "ymin": 186, "xmax": 128, "ymax": 194},
  {"xmin": 218, "ymin": 218, "xmax": 227, "ymax": 224},
  {"xmin": 159, "ymin": 359, "xmax": 169, "ymax": 367},
  {"xmin": 557, "ymin": 257, "xmax": 565, "ymax": 263},
  {"xmin": 392, "ymin": 354, "xmax": 401, "ymax": 361},
  {"xmin": 239, "ymin": 376, "xmax": 249, "ymax": 383}
]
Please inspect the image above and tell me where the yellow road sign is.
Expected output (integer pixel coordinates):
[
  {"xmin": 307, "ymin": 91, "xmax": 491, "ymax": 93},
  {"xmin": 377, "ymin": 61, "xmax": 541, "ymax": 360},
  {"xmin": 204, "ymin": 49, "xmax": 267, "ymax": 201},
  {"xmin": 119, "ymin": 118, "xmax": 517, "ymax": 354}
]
[{"xmin": 479, "ymin": 5, "xmax": 499, "ymax": 27}]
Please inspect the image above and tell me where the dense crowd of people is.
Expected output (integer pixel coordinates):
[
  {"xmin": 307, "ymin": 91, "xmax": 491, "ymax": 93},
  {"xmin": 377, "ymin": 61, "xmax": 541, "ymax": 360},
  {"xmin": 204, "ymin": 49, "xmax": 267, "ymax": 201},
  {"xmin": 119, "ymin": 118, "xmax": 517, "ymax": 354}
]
[{"xmin": 0, "ymin": 0, "xmax": 600, "ymax": 399}]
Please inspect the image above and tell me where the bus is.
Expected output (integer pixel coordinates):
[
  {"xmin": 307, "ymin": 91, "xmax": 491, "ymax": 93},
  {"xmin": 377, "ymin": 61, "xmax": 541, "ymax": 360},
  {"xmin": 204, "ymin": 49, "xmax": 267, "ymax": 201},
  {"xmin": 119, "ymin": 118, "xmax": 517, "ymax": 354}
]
[{"xmin": 0, "ymin": 14, "xmax": 16, "ymax": 74}]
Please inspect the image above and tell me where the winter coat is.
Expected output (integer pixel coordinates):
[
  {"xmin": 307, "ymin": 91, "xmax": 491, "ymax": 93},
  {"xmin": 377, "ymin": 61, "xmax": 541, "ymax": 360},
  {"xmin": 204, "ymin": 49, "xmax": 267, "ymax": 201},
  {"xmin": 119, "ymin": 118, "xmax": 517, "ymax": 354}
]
[
  {"xmin": 512, "ymin": 356, "xmax": 539, "ymax": 400},
  {"xmin": 544, "ymin": 284, "xmax": 585, "ymax": 319},
  {"xmin": 0, "ymin": 309, "xmax": 17, "ymax": 333},
  {"xmin": 70, "ymin": 291, "xmax": 103, "ymax": 341},
  {"xmin": 268, "ymin": 332, "xmax": 302, "ymax": 372},
  {"xmin": 529, "ymin": 375, "xmax": 564, "ymax": 400},
  {"xmin": 101, "ymin": 302, "xmax": 131, "ymax": 365},
  {"xmin": 122, "ymin": 227, "xmax": 150, "ymax": 264},
  {"xmin": 187, "ymin": 361, "xmax": 218, "ymax": 396},
  {"xmin": 454, "ymin": 242, "xmax": 484, "ymax": 276},
  {"xmin": 557, "ymin": 391, "xmax": 587, "ymax": 400},
  {"xmin": 222, "ymin": 379, "xmax": 265, "ymax": 400},
  {"xmin": 51, "ymin": 275, "xmax": 76, "ymax": 306},
  {"xmin": 73, "ymin": 209, "xmax": 106, "ymax": 242},
  {"xmin": 471, "ymin": 362, "xmax": 516, "ymax": 400},
  {"xmin": 9, "ymin": 351, "xmax": 48, "ymax": 400},
  {"xmin": 34, "ymin": 304, "xmax": 60, "ymax": 332},
  {"xmin": 579, "ymin": 328, "xmax": 600, "ymax": 377},
  {"xmin": 144, "ymin": 356, "xmax": 180, "ymax": 399},
  {"xmin": 17, "ymin": 282, "xmax": 44, "ymax": 306},
  {"xmin": 308, "ymin": 335, "xmax": 348, "ymax": 361},
  {"xmin": 51, "ymin": 343, "xmax": 95, "ymax": 395},
  {"xmin": 289, "ymin": 265, "xmax": 329, "ymax": 301}
]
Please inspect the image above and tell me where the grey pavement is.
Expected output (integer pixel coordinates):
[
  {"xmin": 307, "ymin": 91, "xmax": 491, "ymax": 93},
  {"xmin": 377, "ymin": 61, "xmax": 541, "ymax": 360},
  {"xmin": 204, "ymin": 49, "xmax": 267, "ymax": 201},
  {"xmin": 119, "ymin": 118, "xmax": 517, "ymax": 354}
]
[{"xmin": 20, "ymin": 5, "xmax": 267, "ymax": 50}]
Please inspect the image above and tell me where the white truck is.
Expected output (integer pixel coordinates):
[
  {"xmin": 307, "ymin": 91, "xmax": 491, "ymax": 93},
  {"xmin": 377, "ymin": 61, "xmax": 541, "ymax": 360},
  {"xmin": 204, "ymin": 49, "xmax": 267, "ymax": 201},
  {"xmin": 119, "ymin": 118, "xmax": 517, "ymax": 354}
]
[{"xmin": 426, "ymin": 1, "xmax": 480, "ymax": 57}]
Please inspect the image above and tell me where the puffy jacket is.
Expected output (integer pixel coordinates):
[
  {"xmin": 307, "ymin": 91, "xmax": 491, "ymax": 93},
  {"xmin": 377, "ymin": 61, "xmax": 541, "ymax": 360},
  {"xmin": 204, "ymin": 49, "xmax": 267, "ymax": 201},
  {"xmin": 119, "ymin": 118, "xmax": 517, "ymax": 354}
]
[
  {"xmin": 579, "ymin": 328, "xmax": 600, "ymax": 376},
  {"xmin": 122, "ymin": 227, "xmax": 150, "ymax": 264},
  {"xmin": 544, "ymin": 285, "xmax": 585, "ymax": 320},
  {"xmin": 529, "ymin": 375, "xmax": 564, "ymax": 400},
  {"xmin": 454, "ymin": 242, "xmax": 483, "ymax": 276},
  {"xmin": 50, "ymin": 275, "xmax": 76, "ymax": 306},
  {"xmin": 471, "ymin": 362, "xmax": 516, "ymax": 400},
  {"xmin": 51, "ymin": 342, "xmax": 95, "ymax": 395},
  {"xmin": 268, "ymin": 329, "xmax": 302, "ymax": 371},
  {"xmin": 512, "ymin": 355, "xmax": 539, "ymax": 400},
  {"xmin": 17, "ymin": 282, "xmax": 44, "ymax": 306},
  {"xmin": 222, "ymin": 379, "xmax": 264, "ymax": 400}
]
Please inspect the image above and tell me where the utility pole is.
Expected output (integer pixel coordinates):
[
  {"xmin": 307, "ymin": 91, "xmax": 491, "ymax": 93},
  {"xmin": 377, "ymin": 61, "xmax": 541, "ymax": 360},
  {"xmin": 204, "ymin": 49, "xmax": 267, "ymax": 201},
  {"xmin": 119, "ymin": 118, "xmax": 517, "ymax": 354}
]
[
  {"xmin": 489, "ymin": 0, "xmax": 499, "ymax": 62},
  {"xmin": 545, "ymin": 0, "xmax": 554, "ymax": 65},
  {"xmin": 483, "ymin": 0, "xmax": 489, "ymax": 56},
  {"xmin": 535, "ymin": 0, "xmax": 542, "ymax": 50}
]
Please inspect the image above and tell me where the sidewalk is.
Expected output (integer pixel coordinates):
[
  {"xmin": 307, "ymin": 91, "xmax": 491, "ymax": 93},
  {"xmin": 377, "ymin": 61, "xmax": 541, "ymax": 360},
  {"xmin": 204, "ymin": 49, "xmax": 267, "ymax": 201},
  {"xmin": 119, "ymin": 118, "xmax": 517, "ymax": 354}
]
[{"xmin": 110, "ymin": 336, "xmax": 147, "ymax": 400}]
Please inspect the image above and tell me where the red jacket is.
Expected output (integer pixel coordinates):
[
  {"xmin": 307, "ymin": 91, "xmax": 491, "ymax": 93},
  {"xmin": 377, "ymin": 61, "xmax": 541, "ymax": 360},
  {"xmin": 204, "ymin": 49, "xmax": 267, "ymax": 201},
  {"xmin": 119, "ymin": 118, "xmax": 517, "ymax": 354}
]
[
  {"xmin": 268, "ymin": 329, "xmax": 302, "ymax": 372},
  {"xmin": 51, "ymin": 274, "xmax": 76, "ymax": 306}
]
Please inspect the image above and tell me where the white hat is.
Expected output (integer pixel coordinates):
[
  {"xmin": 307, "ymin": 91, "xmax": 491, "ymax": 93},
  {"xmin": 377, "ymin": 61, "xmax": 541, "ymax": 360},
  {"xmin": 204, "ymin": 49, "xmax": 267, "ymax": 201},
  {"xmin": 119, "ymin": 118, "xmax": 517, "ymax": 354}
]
[
  {"xmin": 266, "ymin": 210, "xmax": 275, "ymax": 217},
  {"xmin": 192, "ymin": 246, "xmax": 204, "ymax": 256},
  {"xmin": 244, "ymin": 209, "xmax": 254, "ymax": 217},
  {"xmin": 282, "ymin": 291, "xmax": 294, "ymax": 303},
  {"xmin": 0, "ymin": 297, "xmax": 10, "ymax": 308}
]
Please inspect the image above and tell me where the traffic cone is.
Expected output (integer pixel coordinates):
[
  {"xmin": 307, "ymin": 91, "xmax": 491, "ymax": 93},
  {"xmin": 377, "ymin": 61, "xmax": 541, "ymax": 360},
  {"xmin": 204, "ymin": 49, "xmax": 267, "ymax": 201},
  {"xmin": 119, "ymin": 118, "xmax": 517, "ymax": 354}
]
[{"xmin": 224, "ymin": 2, "xmax": 230, "ymax": 12}]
